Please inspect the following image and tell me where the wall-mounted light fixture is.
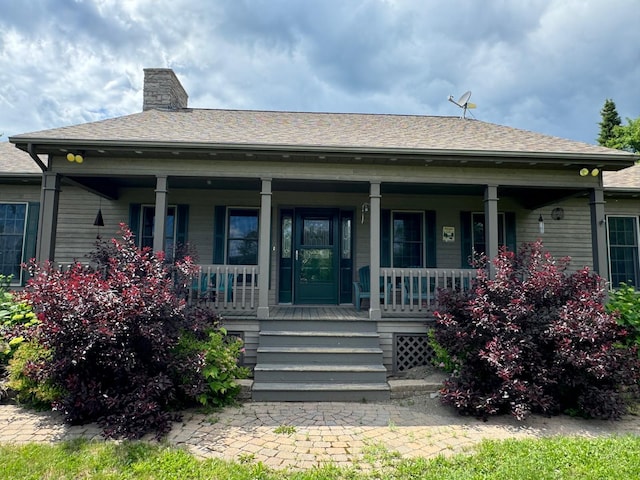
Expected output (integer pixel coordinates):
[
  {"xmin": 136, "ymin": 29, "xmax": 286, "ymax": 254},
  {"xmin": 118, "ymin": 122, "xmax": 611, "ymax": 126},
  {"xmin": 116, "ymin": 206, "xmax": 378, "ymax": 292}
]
[
  {"xmin": 66, "ymin": 152, "xmax": 84, "ymax": 163},
  {"xmin": 361, "ymin": 202, "xmax": 370, "ymax": 224},
  {"xmin": 538, "ymin": 214, "xmax": 545, "ymax": 234}
]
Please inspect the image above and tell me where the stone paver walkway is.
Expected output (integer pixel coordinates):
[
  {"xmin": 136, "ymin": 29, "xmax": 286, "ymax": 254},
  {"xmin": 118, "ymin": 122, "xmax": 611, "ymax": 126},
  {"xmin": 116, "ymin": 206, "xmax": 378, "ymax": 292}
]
[{"xmin": 1, "ymin": 396, "xmax": 639, "ymax": 470}]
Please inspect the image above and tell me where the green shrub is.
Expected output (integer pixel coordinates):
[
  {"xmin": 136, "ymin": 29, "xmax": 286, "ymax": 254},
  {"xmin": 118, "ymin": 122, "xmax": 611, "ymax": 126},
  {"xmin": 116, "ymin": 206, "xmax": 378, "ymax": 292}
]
[
  {"xmin": 7, "ymin": 340, "xmax": 62, "ymax": 408},
  {"xmin": 426, "ymin": 329, "xmax": 461, "ymax": 374},
  {"xmin": 173, "ymin": 327, "xmax": 249, "ymax": 408},
  {"xmin": 1, "ymin": 275, "xmax": 39, "ymax": 401},
  {"xmin": 607, "ymin": 282, "xmax": 640, "ymax": 349}
]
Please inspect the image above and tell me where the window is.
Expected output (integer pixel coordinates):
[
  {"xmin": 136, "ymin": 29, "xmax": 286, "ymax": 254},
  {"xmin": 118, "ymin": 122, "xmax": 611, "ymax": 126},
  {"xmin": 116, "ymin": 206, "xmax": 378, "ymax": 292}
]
[
  {"xmin": 140, "ymin": 205, "xmax": 177, "ymax": 260},
  {"xmin": 392, "ymin": 211, "xmax": 423, "ymax": 268},
  {"xmin": 227, "ymin": 208, "xmax": 259, "ymax": 265},
  {"xmin": 471, "ymin": 212, "xmax": 506, "ymax": 255},
  {"xmin": 607, "ymin": 216, "xmax": 639, "ymax": 288},
  {"xmin": 0, "ymin": 203, "xmax": 27, "ymax": 283}
]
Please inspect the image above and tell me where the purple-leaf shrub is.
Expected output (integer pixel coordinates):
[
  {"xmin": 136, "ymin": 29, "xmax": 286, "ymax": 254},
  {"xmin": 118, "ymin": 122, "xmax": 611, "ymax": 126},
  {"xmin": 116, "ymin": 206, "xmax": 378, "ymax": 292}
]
[
  {"xmin": 21, "ymin": 224, "xmax": 219, "ymax": 439},
  {"xmin": 434, "ymin": 241, "xmax": 640, "ymax": 420}
]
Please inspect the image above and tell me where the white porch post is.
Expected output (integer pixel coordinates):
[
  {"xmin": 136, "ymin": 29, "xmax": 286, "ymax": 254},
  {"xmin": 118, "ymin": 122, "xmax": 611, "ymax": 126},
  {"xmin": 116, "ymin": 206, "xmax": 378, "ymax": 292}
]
[
  {"xmin": 369, "ymin": 181, "xmax": 382, "ymax": 320},
  {"xmin": 484, "ymin": 185, "xmax": 499, "ymax": 278},
  {"xmin": 36, "ymin": 172, "xmax": 61, "ymax": 262},
  {"xmin": 257, "ymin": 178, "xmax": 272, "ymax": 319},
  {"xmin": 589, "ymin": 187, "xmax": 608, "ymax": 282},
  {"xmin": 153, "ymin": 175, "xmax": 168, "ymax": 254}
]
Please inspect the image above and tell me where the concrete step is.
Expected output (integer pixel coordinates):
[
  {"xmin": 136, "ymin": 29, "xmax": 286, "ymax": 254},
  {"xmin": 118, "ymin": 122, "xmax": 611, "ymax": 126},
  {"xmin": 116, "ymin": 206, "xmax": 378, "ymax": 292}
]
[
  {"xmin": 251, "ymin": 382, "xmax": 390, "ymax": 402},
  {"xmin": 254, "ymin": 363, "xmax": 388, "ymax": 383}
]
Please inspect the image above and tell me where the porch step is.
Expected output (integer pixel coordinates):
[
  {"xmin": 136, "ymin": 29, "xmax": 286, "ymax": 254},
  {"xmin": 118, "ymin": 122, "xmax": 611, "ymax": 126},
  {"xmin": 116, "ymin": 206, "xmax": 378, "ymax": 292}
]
[
  {"xmin": 252, "ymin": 319, "xmax": 390, "ymax": 402},
  {"xmin": 259, "ymin": 330, "xmax": 380, "ymax": 347},
  {"xmin": 254, "ymin": 363, "xmax": 387, "ymax": 383},
  {"xmin": 251, "ymin": 382, "xmax": 390, "ymax": 402},
  {"xmin": 255, "ymin": 346, "xmax": 384, "ymax": 364}
]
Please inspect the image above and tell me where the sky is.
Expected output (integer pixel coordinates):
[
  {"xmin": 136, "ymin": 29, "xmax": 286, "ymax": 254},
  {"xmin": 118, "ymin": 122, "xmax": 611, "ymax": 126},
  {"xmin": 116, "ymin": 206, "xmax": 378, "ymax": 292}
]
[{"xmin": 1, "ymin": 0, "xmax": 639, "ymax": 145}]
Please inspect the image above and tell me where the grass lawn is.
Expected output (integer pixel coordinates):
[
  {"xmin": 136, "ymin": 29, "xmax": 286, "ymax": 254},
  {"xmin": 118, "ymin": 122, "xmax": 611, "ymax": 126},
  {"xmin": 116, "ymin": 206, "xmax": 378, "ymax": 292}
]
[{"xmin": 1, "ymin": 435, "xmax": 639, "ymax": 480}]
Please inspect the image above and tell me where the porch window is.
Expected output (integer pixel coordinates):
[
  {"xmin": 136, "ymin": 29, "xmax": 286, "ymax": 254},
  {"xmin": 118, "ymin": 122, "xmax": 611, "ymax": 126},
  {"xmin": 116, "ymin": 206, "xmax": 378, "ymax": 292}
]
[
  {"xmin": 460, "ymin": 211, "xmax": 516, "ymax": 268},
  {"xmin": 129, "ymin": 204, "xmax": 188, "ymax": 261},
  {"xmin": 0, "ymin": 202, "xmax": 38, "ymax": 286},
  {"xmin": 392, "ymin": 211, "xmax": 423, "ymax": 268},
  {"xmin": 0, "ymin": 203, "xmax": 27, "ymax": 283},
  {"xmin": 381, "ymin": 209, "xmax": 436, "ymax": 268},
  {"xmin": 227, "ymin": 208, "xmax": 259, "ymax": 265},
  {"xmin": 607, "ymin": 216, "xmax": 639, "ymax": 287},
  {"xmin": 140, "ymin": 205, "xmax": 177, "ymax": 260},
  {"xmin": 471, "ymin": 212, "xmax": 506, "ymax": 255}
]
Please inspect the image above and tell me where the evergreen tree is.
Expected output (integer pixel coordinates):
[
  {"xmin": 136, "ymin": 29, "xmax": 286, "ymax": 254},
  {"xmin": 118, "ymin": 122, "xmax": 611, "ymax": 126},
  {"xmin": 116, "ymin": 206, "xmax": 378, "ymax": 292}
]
[{"xmin": 597, "ymin": 99, "xmax": 621, "ymax": 146}]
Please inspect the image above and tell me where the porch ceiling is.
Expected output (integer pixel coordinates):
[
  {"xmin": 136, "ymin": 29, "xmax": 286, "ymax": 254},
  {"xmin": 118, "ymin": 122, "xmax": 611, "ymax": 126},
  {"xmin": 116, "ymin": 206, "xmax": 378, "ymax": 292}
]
[
  {"xmin": 499, "ymin": 186, "xmax": 587, "ymax": 210},
  {"xmin": 63, "ymin": 175, "xmax": 591, "ymax": 209},
  {"xmin": 62, "ymin": 175, "xmax": 262, "ymax": 199}
]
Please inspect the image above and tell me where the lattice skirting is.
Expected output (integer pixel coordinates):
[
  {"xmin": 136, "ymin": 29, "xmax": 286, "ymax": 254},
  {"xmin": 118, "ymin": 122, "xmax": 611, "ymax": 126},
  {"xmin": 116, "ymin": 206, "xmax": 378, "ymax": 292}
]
[{"xmin": 393, "ymin": 333, "xmax": 436, "ymax": 373}]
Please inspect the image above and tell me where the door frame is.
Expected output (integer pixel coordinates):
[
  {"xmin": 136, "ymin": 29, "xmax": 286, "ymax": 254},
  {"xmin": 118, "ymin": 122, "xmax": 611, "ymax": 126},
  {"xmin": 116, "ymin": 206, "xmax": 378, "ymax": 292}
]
[{"xmin": 278, "ymin": 207, "xmax": 353, "ymax": 305}]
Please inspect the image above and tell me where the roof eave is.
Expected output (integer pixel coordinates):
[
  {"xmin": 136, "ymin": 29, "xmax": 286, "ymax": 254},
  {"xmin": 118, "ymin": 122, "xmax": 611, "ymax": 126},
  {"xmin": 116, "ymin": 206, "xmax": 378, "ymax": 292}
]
[{"xmin": 10, "ymin": 138, "xmax": 637, "ymax": 168}]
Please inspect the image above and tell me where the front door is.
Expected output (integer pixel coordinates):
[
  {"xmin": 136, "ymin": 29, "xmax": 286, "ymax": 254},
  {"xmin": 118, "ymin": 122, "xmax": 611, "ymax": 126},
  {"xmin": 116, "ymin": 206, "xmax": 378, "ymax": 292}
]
[{"xmin": 294, "ymin": 208, "xmax": 339, "ymax": 304}]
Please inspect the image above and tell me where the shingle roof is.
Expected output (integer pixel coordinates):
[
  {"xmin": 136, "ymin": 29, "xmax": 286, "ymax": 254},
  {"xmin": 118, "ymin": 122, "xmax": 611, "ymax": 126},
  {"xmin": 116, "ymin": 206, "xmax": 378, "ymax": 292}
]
[
  {"xmin": 603, "ymin": 162, "xmax": 640, "ymax": 189},
  {"xmin": 11, "ymin": 108, "xmax": 634, "ymax": 158},
  {"xmin": 0, "ymin": 141, "xmax": 41, "ymax": 174}
]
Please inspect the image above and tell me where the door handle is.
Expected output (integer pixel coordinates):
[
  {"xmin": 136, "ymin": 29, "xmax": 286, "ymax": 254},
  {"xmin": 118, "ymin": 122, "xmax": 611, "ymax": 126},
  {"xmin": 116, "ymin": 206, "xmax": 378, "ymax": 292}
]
[{"xmin": 295, "ymin": 250, "xmax": 299, "ymax": 261}]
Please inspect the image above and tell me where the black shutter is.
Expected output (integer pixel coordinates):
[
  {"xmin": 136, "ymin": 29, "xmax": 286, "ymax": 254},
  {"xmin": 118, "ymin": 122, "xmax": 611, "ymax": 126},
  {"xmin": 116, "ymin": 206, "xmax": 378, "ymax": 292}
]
[
  {"xmin": 505, "ymin": 212, "xmax": 517, "ymax": 253},
  {"xmin": 128, "ymin": 203, "xmax": 141, "ymax": 244},
  {"xmin": 176, "ymin": 204, "xmax": 189, "ymax": 246},
  {"xmin": 460, "ymin": 211, "xmax": 472, "ymax": 268},
  {"xmin": 21, "ymin": 202, "xmax": 40, "ymax": 285},
  {"xmin": 425, "ymin": 210, "xmax": 437, "ymax": 268},
  {"xmin": 213, "ymin": 205, "xmax": 226, "ymax": 264}
]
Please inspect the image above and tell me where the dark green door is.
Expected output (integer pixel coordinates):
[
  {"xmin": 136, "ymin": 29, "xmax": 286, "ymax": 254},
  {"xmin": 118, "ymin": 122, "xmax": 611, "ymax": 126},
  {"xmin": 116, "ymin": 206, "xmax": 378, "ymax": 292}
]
[{"xmin": 294, "ymin": 209, "xmax": 339, "ymax": 304}]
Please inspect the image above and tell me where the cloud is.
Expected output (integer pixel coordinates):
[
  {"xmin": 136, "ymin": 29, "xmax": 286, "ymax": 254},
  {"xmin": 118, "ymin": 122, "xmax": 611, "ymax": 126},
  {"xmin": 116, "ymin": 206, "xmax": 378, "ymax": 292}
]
[{"xmin": 1, "ymin": 0, "xmax": 639, "ymax": 144}]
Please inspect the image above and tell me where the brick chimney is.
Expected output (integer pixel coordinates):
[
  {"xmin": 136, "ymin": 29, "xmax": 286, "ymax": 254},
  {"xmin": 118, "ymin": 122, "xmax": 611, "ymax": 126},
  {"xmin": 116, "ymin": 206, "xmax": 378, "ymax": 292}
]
[{"xmin": 142, "ymin": 68, "xmax": 188, "ymax": 111}]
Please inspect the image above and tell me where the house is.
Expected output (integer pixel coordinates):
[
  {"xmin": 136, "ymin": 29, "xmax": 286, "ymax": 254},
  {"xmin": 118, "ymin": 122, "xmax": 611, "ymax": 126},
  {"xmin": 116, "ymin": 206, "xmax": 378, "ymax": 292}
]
[{"xmin": 3, "ymin": 68, "xmax": 639, "ymax": 401}]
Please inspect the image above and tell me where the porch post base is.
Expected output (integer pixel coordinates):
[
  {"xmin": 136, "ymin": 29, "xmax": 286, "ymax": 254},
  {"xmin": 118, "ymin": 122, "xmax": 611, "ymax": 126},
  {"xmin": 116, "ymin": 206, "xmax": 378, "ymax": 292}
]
[
  {"xmin": 369, "ymin": 308, "xmax": 381, "ymax": 320},
  {"xmin": 257, "ymin": 307, "xmax": 270, "ymax": 319}
]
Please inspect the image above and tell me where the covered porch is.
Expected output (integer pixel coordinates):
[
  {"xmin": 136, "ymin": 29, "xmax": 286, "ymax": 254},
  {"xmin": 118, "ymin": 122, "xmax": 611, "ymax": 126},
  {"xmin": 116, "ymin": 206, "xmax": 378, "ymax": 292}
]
[{"xmin": 32, "ymin": 167, "xmax": 610, "ymax": 322}]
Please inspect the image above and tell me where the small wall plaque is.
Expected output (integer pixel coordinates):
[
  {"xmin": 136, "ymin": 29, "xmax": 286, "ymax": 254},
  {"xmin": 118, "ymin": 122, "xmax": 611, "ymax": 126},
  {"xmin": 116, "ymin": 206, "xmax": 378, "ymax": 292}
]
[{"xmin": 442, "ymin": 226, "xmax": 455, "ymax": 243}]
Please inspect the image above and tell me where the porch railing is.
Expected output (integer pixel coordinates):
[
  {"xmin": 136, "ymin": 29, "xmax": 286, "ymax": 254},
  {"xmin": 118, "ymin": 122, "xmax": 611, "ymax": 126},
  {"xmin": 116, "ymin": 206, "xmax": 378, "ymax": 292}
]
[
  {"xmin": 380, "ymin": 268, "xmax": 478, "ymax": 314},
  {"xmin": 189, "ymin": 264, "xmax": 259, "ymax": 311}
]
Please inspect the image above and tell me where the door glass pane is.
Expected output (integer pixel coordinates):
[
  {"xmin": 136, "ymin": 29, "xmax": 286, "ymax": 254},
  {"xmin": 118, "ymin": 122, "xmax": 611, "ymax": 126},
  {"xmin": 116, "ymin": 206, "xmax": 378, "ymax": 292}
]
[
  {"xmin": 282, "ymin": 215, "xmax": 292, "ymax": 258},
  {"xmin": 303, "ymin": 219, "xmax": 330, "ymax": 246},
  {"xmin": 341, "ymin": 217, "xmax": 351, "ymax": 259},
  {"xmin": 300, "ymin": 249, "xmax": 333, "ymax": 283}
]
